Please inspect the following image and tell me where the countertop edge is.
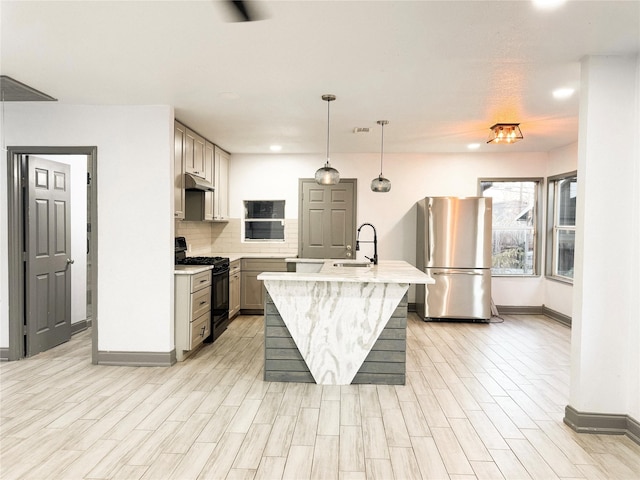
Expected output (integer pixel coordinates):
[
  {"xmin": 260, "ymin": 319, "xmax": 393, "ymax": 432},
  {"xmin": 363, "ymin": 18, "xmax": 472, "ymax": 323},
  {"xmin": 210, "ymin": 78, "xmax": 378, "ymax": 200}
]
[
  {"xmin": 258, "ymin": 260, "xmax": 434, "ymax": 284},
  {"xmin": 174, "ymin": 265, "xmax": 213, "ymax": 275}
]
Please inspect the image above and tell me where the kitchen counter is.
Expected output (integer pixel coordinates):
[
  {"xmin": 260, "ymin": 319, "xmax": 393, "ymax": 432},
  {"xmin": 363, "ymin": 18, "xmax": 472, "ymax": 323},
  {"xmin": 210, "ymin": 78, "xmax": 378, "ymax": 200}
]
[
  {"xmin": 227, "ymin": 252, "xmax": 291, "ymax": 262},
  {"xmin": 182, "ymin": 252, "xmax": 292, "ymax": 263},
  {"xmin": 174, "ymin": 264, "xmax": 213, "ymax": 275},
  {"xmin": 258, "ymin": 260, "xmax": 433, "ymax": 385}
]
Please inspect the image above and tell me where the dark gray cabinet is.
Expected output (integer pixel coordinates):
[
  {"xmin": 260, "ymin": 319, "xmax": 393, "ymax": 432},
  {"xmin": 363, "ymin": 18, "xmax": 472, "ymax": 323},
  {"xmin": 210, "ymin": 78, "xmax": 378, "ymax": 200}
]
[{"xmin": 240, "ymin": 258, "xmax": 286, "ymax": 313}]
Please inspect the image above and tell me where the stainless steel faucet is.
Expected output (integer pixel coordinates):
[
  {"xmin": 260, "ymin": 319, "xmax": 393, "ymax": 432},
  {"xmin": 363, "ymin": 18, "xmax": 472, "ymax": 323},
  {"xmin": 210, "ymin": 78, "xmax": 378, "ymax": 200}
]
[{"xmin": 356, "ymin": 223, "xmax": 378, "ymax": 265}]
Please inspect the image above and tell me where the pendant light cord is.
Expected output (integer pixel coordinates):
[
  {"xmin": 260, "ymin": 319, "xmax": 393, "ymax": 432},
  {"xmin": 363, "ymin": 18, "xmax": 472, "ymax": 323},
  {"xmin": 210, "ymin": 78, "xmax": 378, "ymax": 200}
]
[
  {"xmin": 377, "ymin": 120, "xmax": 388, "ymax": 177},
  {"xmin": 326, "ymin": 98, "xmax": 331, "ymax": 166},
  {"xmin": 1, "ymin": 90, "xmax": 5, "ymax": 152},
  {"xmin": 379, "ymin": 122, "xmax": 384, "ymax": 176}
]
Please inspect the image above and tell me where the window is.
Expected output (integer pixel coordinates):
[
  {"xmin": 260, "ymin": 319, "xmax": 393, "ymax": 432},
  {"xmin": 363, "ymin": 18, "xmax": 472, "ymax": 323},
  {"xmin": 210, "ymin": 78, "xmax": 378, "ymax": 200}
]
[
  {"xmin": 244, "ymin": 200, "xmax": 285, "ymax": 241},
  {"xmin": 479, "ymin": 178, "xmax": 542, "ymax": 276},
  {"xmin": 546, "ymin": 172, "xmax": 577, "ymax": 282}
]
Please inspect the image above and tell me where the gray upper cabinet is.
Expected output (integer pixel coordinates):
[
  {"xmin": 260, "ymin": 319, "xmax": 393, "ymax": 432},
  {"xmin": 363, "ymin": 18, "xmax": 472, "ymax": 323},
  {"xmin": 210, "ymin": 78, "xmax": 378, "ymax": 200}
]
[
  {"xmin": 175, "ymin": 120, "xmax": 228, "ymax": 223},
  {"xmin": 174, "ymin": 122, "xmax": 186, "ymax": 220},
  {"xmin": 204, "ymin": 141, "xmax": 215, "ymax": 221},
  {"xmin": 214, "ymin": 146, "xmax": 229, "ymax": 221},
  {"xmin": 185, "ymin": 128, "xmax": 206, "ymax": 178}
]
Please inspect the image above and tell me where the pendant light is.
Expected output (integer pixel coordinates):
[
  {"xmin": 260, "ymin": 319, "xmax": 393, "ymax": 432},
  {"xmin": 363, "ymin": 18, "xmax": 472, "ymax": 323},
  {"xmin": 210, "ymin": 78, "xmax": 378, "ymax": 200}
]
[
  {"xmin": 315, "ymin": 94, "xmax": 340, "ymax": 185},
  {"xmin": 371, "ymin": 120, "xmax": 391, "ymax": 192}
]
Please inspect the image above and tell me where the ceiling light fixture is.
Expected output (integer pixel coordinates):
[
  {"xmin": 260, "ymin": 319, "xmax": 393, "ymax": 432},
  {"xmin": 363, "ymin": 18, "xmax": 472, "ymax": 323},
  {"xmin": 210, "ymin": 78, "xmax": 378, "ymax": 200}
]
[
  {"xmin": 532, "ymin": 0, "xmax": 566, "ymax": 10},
  {"xmin": 487, "ymin": 123, "xmax": 523, "ymax": 144},
  {"xmin": 467, "ymin": 143, "xmax": 481, "ymax": 150},
  {"xmin": 552, "ymin": 87, "xmax": 575, "ymax": 99},
  {"xmin": 269, "ymin": 144, "xmax": 282, "ymax": 152},
  {"xmin": 371, "ymin": 120, "xmax": 391, "ymax": 193},
  {"xmin": 315, "ymin": 94, "xmax": 340, "ymax": 185}
]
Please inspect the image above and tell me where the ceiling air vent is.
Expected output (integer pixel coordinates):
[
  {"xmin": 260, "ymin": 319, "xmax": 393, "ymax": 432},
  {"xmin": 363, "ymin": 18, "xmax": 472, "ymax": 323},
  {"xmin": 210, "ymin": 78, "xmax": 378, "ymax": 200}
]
[{"xmin": 353, "ymin": 127, "xmax": 371, "ymax": 133}]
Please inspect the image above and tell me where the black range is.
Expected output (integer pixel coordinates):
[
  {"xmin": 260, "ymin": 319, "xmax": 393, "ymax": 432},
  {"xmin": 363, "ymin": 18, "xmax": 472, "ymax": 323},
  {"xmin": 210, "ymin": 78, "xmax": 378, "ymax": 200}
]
[{"xmin": 175, "ymin": 237, "xmax": 230, "ymax": 342}]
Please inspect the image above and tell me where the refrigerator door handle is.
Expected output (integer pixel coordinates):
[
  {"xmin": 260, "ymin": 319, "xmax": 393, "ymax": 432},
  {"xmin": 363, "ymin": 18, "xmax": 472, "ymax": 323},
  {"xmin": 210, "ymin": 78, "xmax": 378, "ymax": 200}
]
[{"xmin": 432, "ymin": 270, "xmax": 485, "ymax": 276}]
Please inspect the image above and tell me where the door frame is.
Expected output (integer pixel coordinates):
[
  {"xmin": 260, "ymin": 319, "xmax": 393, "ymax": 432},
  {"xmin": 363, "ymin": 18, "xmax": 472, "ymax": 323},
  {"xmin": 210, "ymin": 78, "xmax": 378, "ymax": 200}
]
[{"xmin": 6, "ymin": 146, "xmax": 98, "ymax": 363}]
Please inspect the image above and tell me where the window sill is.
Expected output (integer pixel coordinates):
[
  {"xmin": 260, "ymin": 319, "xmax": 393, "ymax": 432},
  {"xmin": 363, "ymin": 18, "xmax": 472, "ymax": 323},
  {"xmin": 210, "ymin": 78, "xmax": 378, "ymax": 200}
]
[
  {"xmin": 243, "ymin": 239, "xmax": 286, "ymax": 243},
  {"xmin": 545, "ymin": 275, "xmax": 574, "ymax": 286}
]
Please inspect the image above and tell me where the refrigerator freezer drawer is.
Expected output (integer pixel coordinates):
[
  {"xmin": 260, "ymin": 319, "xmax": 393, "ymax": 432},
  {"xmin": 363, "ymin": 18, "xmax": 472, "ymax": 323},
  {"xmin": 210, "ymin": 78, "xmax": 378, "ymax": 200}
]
[{"xmin": 423, "ymin": 268, "xmax": 491, "ymax": 320}]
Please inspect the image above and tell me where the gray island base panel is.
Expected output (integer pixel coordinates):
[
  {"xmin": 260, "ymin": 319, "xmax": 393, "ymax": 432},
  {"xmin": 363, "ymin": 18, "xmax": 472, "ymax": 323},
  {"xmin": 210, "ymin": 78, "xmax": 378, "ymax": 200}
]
[
  {"xmin": 264, "ymin": 290, "xmax": 409, "ymax": 385},
  {"xmin": 258, "ymin": 260, "xmax": 433, "ymax": 386}
]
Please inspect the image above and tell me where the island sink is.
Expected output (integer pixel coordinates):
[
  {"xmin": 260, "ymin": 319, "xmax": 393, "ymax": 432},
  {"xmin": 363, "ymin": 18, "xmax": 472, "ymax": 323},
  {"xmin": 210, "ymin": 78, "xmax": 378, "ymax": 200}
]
[{"xmin": 332, "ymin": 261, "xmax": 372, "ymax": 267}]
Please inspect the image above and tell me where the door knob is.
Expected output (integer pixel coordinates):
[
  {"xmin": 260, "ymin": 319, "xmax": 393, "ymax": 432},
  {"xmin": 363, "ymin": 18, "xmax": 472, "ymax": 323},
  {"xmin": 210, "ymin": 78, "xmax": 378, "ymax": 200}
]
[
  {"xmin": 65, "ymin": 258, "xmax": 75, "ymax": 271},
  {"xmin": 346, "ymin": 245, "xmax": 352, "ymax": 250}
]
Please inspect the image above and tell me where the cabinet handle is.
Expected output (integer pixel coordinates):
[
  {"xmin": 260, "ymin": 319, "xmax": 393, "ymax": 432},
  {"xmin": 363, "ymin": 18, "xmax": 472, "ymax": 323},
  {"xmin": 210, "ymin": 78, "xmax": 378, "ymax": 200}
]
[
  {"xmin": 199, "ymin": 279, "xmax": 207, "ymax": 283},
  {"xmin": 199, "ymin": 301, "xmax": 207, "ymax": 306},
  {"xmin": 200, "ymin": 326, "xmax": 206, "ymax": 337}
]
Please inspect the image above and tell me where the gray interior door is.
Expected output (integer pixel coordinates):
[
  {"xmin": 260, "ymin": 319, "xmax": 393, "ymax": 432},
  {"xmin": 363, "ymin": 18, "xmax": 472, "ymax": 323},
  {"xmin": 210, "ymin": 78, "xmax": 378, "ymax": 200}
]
[
  {"xmin": 25, "ymin": 156, "xmax": 72, "ymax": 355},
  {"xmin": 299, "ymin": 179, "xmax": 357, "ymax": 259}
]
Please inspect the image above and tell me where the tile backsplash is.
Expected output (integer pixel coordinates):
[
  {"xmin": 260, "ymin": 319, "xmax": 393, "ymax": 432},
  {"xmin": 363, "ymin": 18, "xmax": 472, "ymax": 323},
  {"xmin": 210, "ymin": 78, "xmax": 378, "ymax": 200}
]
[{"xmin": 175, "ymin": 218, "xmax": 298, "ymax": 256}]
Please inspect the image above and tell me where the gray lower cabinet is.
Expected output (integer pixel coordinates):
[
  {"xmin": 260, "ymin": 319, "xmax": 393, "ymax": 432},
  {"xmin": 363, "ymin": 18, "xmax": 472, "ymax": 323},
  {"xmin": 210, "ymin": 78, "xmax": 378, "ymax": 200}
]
[
  {"xmin": 240, "ymin": 258, "xmax": 286, "ymax": 313},
  {"xmin": 175, "ymin": 269, "xmax": 211, "ymax": 361},
  {"xmin": 229, "ymin": 259, "xmax": 241, "ymax": 319}
]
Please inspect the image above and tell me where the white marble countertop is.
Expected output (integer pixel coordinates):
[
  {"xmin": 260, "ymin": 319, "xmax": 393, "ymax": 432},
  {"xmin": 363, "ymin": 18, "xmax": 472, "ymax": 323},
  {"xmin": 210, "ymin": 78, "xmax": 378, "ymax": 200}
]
[
  {"xmin": 258, "ymin": 260, "xmax": 433, "ymax": 284},
  {"xmin": 174, "ymin": 265, "xmax": 213, "ymax": 275},
  {"xmin": 227, "ymin": 252, "xmax": 292, "ymax": 262},
  {"xmin": 285, "ymin": 258, "xmax": 325, "ymax": 264}
]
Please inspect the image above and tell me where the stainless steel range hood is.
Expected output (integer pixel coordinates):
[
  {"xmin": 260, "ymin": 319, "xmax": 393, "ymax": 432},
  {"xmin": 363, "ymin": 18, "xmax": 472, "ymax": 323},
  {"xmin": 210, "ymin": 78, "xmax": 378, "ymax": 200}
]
[{"xmin": 184, "ymin": 173, "xmax": 215, "ymax": 192}]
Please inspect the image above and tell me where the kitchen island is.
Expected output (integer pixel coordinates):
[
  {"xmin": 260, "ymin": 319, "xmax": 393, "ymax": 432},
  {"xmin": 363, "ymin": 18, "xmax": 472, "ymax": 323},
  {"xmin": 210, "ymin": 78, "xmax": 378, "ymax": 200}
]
[{"xmin": 258, "ymin": 260, "xmax": 434, "ymax": 385}]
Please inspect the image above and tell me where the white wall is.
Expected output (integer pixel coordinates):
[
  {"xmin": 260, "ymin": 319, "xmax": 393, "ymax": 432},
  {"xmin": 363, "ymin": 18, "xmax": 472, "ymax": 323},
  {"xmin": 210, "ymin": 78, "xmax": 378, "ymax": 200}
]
[
  {"xmin": 0, "ymin": 104, "xmax": 175, "ymax": 354},
  {"xmin": 570, "ymin": 55, "xmax": 639, "ymax": 420},
  {"xmin": 230, "ymin": 150, "xmax": 551, "ymax": 305}
]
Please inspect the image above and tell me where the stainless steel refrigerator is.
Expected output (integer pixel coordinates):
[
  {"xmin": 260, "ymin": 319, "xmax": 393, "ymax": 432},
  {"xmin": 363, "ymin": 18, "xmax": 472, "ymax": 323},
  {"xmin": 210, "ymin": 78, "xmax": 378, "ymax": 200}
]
[{"xmin": 415, "ymin": 196, "xmax": 492, "ymax": 321}]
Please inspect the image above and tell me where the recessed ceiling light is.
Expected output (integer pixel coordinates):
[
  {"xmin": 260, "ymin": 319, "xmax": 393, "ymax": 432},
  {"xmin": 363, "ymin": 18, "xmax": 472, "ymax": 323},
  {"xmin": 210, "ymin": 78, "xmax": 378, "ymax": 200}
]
[
  {"xmin": 532, "ymin": 0, "xmax": 566, "ymax": 10},
  {"xmin": 553, "ymin": 87, "xmax": 575, "ymax": 99},
  {"xmin": 219, "ymin": 91, "xmax": 240, "ymax": 100},
  {"xmin": 467, "ymin": 143, "xmax": 481, "ymax": 150},
  {"xmin": 270, "ymin": 145, "xmax": 282, "ymax": 152}
]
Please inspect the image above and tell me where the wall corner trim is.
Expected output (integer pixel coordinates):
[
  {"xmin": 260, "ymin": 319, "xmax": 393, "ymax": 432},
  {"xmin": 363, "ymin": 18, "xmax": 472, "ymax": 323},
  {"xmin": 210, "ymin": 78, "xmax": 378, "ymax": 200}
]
[
  {"xmin": 564, "ymin": 405, "xmax": 640, "ymax": 445},
  {"xmin": 495, "ymin": 304, "xmax": 571, "ymax": 327},
  {"xmin": 542, "ymin": 305, "xmax": 572, "ymax": 327},
  {"xmin": 97, "ymin": 350, "xmax": 176, "ymax": 367}
]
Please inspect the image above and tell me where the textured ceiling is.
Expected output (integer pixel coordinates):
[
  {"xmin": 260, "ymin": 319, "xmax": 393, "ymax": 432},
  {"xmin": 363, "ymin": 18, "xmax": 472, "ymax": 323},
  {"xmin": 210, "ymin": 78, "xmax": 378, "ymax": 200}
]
[{"xmin": 1, "ymin": 1, "xmax": 639, "ymax": 154}]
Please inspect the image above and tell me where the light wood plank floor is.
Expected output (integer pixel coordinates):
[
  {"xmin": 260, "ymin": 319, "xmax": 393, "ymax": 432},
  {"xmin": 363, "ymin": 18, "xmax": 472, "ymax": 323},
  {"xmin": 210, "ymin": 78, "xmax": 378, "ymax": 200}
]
[{"xmin": 2, "ymin": 313, "xmax": 639, "ymax": 480}]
